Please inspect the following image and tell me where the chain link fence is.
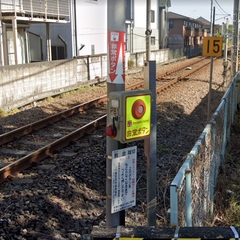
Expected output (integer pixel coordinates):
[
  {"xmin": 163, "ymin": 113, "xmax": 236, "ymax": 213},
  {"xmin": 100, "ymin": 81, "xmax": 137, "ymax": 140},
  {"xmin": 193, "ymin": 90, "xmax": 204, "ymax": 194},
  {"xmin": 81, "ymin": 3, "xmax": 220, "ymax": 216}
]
[{"xmin": 170, "ymin": 72, "xmax": 239, "ymax": 226}]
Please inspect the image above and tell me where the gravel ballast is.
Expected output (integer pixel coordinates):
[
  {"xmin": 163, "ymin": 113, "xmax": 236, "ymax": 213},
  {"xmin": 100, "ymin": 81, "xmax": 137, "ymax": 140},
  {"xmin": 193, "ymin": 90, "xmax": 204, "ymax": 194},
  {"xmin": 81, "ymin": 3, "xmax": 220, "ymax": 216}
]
[{"xmin": 0, "ymin": 57, "xmax": 233, "ymax": 239}]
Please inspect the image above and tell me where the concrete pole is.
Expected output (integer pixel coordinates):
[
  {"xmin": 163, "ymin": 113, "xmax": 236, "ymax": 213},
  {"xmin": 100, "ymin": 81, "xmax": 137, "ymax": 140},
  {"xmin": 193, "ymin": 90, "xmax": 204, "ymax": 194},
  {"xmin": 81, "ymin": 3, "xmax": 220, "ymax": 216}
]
[
  {"xmin": 223, "ymin": 19, "xmax": 229, "ymax": 86},
  {"xmin": 146, "ymin": 0, "xmax": 151, "ymax": 61},
  {"xmin": 210, "ymin": 0, "xmax": 213, "ymax": 36},
  {"xmin": 145, "ymin": 0, "xmax": 156, "ymax": 227},
  {"xmin": 12, "ymin": 18, "xmax": 18, "ymax": 65},
  {"xmin": 106, "ymin": 0, "xmax": 126, "ymax": 227},
  {"xmin": 46, "ymin": 23, "xmax": 52, "ymax": 61},
  {"xmin": 231, "ymin": 0, "xmax": 239, "ymax": 78},
  {"xmin": 0, "ymin": 21, "xmax": 4, "ymax": 66},
  {"xmin": 144, "ymin": 61, "xmax": 157, "ymax": 227},
  {"xmin": 207, "ymin": 7, "xmax": 215, "ymax": 120}
]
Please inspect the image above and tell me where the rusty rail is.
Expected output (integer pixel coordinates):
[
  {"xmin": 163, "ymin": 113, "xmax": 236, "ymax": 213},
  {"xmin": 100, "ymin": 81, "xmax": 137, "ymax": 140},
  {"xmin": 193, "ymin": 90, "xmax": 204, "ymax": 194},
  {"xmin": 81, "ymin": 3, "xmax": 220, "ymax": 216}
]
[{"xmin": 0, "ymin": 57, "xmax": 216, "ymax": 183}]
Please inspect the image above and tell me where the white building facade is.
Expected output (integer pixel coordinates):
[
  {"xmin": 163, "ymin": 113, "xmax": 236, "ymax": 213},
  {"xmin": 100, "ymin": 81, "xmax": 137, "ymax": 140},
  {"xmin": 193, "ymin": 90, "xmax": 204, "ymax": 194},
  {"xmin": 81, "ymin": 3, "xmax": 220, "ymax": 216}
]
[{"xmin": 0, "ymin": 0, "xmax": 171, "ymax": 65}]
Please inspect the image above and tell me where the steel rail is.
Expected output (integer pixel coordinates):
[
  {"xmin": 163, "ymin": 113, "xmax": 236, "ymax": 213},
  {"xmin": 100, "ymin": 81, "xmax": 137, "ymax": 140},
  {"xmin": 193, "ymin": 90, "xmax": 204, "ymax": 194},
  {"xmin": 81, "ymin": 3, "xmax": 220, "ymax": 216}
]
[
  {"xmin": 0, "ymin": 96, "xmax": 107, "ymax": 145},
  {"xmin": 0, "ymin": 56, "xmax": 210, "ymax": 146},
  {"xmin": 0, "ymin": 57, "xmax": 217, "ymax": 183},
  {"xmin": 0, "ymin": 115, "xmax": 106, "ymax": 183}
]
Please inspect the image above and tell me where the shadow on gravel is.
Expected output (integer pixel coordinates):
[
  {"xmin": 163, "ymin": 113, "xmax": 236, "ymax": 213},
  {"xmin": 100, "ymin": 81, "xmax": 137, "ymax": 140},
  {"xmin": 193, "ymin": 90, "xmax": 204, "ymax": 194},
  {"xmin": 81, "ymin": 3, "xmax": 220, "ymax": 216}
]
[{"xmin": 0, "ymin": 86, "xmax": 226, "ymax": 238}]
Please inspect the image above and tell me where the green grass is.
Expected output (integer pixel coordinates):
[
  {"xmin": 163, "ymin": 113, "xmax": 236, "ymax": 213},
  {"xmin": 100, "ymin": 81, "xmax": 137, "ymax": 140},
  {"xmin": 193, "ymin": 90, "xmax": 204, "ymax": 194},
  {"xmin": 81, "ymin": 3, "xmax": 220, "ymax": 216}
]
[{"xmin": 157, "ymin": 143, "xmax": 171, "ymax": 154}]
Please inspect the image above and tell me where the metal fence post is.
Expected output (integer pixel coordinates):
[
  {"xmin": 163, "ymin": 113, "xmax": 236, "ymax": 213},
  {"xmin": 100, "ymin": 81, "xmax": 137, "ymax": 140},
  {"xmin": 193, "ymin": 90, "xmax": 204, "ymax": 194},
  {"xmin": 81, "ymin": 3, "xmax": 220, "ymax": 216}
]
[
  {"xmin": 221, "ymin": 98, "xmax": 228, "ymax": 160},
  {"xmin": 209, "ymin": 120, "xmax": 216, "ymax": 219},
  {"xmin": 185, "ymin": 169, "xmax": 192, "ymax": 227},
  {"xmin": 170, "ymin": 185, "xmax": 178, "ymax": 226}
]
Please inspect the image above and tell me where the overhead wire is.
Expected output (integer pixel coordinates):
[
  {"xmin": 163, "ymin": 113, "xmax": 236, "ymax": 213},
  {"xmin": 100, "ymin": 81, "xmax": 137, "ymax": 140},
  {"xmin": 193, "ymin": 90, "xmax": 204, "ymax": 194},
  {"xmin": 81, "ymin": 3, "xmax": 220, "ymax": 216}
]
[
  {"xmin": 214, "ymin": 0, "xmax": 229, "ymax": 14},
  {"xmin": 214, "ymin": 0, "xmax": 232, "ymax": 22}
]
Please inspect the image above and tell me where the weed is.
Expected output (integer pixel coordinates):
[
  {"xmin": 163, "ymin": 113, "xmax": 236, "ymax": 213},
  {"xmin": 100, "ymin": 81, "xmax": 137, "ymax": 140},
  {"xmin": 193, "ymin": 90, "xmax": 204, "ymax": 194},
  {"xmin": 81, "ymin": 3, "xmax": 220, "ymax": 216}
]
[
  {"xmin": 10, "ymin": 108, "xmax": 19, "ymax": 114},
  {"xmin": 46, "ymin": 96, "xmax": 53, "ymax": 102},
  {"xmin": 157, "ymin": 143, "xmax": 171, "ymax": 154},
  {"xmin": 128, "ymin": 59, "xmax": 135, "ymax": 69},
  {"xmin": 0, "ymin": 109, "xmax": 7, "ymax": 118}
]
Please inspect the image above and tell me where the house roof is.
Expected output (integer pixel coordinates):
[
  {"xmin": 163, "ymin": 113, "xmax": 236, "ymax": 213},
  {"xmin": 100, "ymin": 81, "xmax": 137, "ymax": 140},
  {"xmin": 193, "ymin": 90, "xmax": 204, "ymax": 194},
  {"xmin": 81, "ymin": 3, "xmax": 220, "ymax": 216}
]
[
  {"xmin": 196, "ymin": 16, "xmax": 222, "ymax": 29},
  {"xmin": 168, "ymin": 12, "xmax": 218, "ymax": 26},
  {"xmin": 196, "ymin": 17, "xmax": 211, "ymax": 25},
  {"xmin": 168, "ymin": 11, "xmax": 195, "ymax": 21}
]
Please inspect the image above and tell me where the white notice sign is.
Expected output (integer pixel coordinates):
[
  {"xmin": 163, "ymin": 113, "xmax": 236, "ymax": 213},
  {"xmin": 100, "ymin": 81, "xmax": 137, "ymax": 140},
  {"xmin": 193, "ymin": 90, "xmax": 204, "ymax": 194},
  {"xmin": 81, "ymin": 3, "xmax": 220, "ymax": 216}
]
[{"xmin": 111, "ymin": 146, "xmax": 137, "ymax": 213}]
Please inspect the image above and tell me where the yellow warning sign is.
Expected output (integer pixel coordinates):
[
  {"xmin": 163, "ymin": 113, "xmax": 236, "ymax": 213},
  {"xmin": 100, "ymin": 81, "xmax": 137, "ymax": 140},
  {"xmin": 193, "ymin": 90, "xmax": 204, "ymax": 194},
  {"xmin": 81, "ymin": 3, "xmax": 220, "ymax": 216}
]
[{"xmin": 202, "ymin": 37, "xmax": 222, "ymax": 57}]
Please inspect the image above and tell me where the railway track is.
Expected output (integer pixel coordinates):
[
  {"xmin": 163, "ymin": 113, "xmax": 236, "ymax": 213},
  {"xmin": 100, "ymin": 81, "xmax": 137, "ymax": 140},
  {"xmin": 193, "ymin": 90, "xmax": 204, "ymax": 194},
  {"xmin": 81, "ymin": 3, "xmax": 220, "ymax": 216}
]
[{"xmin": 0, "ymin": 56, "xmax": 217, "ymax": 183}]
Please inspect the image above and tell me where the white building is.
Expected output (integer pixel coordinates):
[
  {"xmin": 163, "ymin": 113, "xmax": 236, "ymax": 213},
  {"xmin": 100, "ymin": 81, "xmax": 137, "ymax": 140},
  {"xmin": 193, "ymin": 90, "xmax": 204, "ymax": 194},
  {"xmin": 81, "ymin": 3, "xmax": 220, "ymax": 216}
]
[
  {"xmin": 0, "ymin": 0, "xmax": 171, "ymax": 65},
  {"xmin": 0, "ymin": 0, "xmax": 70, "ymax": 65}
]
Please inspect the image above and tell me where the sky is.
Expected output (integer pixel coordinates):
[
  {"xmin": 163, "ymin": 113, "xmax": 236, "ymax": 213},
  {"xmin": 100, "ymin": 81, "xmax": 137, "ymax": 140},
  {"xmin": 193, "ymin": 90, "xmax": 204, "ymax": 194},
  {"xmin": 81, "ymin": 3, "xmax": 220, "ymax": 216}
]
[{"xmin": 169, "ymin": 0, "xmax": 233, "ymax": 25}]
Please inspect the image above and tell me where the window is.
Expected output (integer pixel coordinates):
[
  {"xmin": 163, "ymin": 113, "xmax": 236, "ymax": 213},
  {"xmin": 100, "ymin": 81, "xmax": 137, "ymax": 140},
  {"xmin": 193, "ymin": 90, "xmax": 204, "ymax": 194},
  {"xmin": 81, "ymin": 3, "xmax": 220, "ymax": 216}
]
[
  {"xmin": 51, "ymin": 46, "xmax": 65, "ymax": 60},
  {"xmin": 151, "ymin": 10, "xmax": 155, "ymax": 23},
  {"xmin": 91, "ymin": 45, "xmax": 95, "ymax": 55},
  {"xmin": 151, "ymin": 37, "xmax": 155, "ymax": 45},
  {"xmin": 169, "ymin": 20, "xmax": 174, "ymax": 29}
]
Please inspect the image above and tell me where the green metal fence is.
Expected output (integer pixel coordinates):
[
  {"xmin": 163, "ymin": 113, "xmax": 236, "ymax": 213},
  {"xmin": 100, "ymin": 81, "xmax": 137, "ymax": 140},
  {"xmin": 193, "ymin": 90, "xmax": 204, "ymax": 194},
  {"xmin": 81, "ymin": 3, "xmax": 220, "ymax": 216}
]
[{"xmin": 170, "ymin": 72, "xmax": 240, "ymax": 226}]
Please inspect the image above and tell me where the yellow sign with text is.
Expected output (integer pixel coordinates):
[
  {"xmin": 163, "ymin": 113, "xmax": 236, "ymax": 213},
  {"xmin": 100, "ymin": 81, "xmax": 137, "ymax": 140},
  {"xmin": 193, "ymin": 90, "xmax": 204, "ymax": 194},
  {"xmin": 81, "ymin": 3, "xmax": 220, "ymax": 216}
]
[
  {"xmin": 203, "ymin": 37, "xmax": 223, "ymax": 57},
  {"xmin": 125, "ymin": 94, "xmax": 151, "ymax": 141}
]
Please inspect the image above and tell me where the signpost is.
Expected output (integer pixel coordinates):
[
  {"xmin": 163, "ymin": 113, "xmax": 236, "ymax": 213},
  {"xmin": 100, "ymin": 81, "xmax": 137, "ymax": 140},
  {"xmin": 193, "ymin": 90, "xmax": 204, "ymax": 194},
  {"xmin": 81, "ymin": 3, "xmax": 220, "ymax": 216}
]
[
  {"xmin": 108, "ymin": 30, "xmax": 125, "ymax": 83},
  {"xmin": 202, "ymin": 7, "xmax": 222, "ymax": 120},
  {"xmin": 202, "ymin": 37, "xmax": 223, "ymax": 57},
  {"xmin": 111, "ymin": 146, "xmax": 137, "ymax": 214},
  {"xmin": 106, "ymin": 0, "xmax": 156, "ymax": 228},
  {"xmin": 106, "ymin": 0, "xmax": 126, "ymax": 227}
]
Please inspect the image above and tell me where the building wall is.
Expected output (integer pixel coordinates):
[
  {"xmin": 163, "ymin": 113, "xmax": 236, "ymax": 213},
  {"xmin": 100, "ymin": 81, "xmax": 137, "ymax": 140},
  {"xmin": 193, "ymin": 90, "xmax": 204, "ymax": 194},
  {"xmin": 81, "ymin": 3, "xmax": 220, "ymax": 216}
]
[
  {"xmin": 1, "ymin": 1, "xmax": 168, "ymax": 65},
  {"xmin": 74, "ymin": 0, "xmax": 107, "ymax": 56},
  {"xmin": 159, "ymin": 8, "xmax": 169, "ymax": 49},
  {"xmin": 169, "ymin": 19, "xmax": 184, "ymax": 36},
  {"xmin": 0, "ymin": 48, "xmax": 171, "ymax": 110},
  {"xmin": 6, "ymin": 28, "xmax": 26, "ymax": 65},
  {"xmin": 22, "ymin": 0, "xmax": 165, "ymax": 60},
  {"xmin": 133, "ymin": 0, "xmax": 159, "ymax": 53},
  {"xmin": 133, "ymin": 27, "xmax": 159, "ymax": 53},
  {"xmin": 0, "ymin": 0, "xmax": 70, "ymax": 65},
  {"xmin": 28, "ymin": 23, "xmax": 72, "ymax": 61}
]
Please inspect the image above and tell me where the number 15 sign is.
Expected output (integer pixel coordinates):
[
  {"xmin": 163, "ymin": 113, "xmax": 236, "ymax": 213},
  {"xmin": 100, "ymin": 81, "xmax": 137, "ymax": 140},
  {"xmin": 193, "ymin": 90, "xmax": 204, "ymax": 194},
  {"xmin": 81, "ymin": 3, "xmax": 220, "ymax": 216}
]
[{"xmin": 202, "ymin": 37, "xmax": 223, "ymax": 57}]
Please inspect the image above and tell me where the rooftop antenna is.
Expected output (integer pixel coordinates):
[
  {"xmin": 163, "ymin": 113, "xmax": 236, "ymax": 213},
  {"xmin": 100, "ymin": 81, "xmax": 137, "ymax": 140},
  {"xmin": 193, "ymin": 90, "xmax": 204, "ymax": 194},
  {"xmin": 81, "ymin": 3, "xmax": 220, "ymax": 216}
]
[{"xmin": 193, "ymin": 9, "xmax": 196, "ymax": 18}]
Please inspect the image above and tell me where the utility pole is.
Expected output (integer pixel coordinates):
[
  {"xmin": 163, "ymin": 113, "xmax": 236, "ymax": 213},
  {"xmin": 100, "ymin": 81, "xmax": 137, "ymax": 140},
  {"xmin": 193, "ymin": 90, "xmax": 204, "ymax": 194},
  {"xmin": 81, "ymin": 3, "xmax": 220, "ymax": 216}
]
[
  {"xmin": 144, "ymin": 0, "xmax": 156, "ymax": 227},
  {"xmin": 231, "ymin": 0, "xmax": 239, "ymax": 78},
  {"xmin": 207, "ymin": 6, "xmax": 215, "ymax": 120},
  {"xmin": 146, "ymin": 0, "xmax": 151, "ymax": 61},
  {"xmin": 223, "ymin": 18, "xmax": 229, "ymax": 86},
  {"xmin": 210, "ymin": 0, "xmax": 213, "ymax": 36},
  {"xmin": 106, "ymin": 0, "xmax": 126, "ymax": 227}
]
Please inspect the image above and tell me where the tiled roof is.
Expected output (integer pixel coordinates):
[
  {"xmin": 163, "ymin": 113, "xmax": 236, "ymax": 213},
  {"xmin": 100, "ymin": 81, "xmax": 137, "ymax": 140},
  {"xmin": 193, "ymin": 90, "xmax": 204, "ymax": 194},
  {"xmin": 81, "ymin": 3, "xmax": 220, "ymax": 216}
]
[
  {"xmin": 168, "ymin": 11, "xmax": 195, "ymax": 20},
  {"xmin": 196, "ymin": 17, "xmax": 211, "ymax": 25},
  {"xmin": 168, "ymin": 11, "xmax": 207, "ymax": 24}
]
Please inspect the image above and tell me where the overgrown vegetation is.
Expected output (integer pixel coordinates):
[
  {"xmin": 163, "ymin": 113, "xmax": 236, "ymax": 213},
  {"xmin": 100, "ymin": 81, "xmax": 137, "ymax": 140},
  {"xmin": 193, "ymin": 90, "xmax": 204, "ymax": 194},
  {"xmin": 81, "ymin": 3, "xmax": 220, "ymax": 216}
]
[
  {"xmin": 128, "ymin": 59, "xmax": 135, "ymax": 69},
  {"xmin": 46, "ymin": 96, "xmax": 54, "ymax": 102},
  {"xmin": 0, "ymin": 108, "xmax": 19, "ymax": 118},
  {"xmin": 0, "ymin": 109, "xmax": 7, "ymax": 118},
  {"xmin": 213, "ymin": 110, "xmax": 240, "ymax": 226}
]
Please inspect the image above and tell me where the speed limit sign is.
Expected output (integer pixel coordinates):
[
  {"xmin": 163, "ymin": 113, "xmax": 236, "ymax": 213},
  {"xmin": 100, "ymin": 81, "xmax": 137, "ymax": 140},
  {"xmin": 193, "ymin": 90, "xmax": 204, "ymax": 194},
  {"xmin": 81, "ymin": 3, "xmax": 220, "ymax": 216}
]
[{"xmin": 202, "ymin": 37, "xmax": 223, "ymax": 57}]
